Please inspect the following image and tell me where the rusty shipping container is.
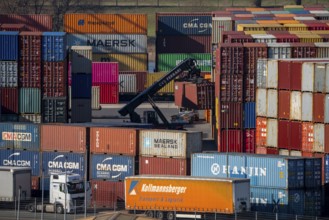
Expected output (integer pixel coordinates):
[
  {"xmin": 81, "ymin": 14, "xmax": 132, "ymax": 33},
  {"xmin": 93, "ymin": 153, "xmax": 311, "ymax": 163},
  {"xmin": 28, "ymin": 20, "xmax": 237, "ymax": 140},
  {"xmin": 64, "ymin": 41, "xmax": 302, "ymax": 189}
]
[
  {"xmin": 313, "ymin": 93, "xmax": 325, "ymax": 123},
  {"xmin": 156, "ymin": 35, "xmax": 211, "ymax": 53},
  {"xmin": 42, "ymin": 61, "xmax": 68, "ymax": 97},
  {"xmin": 256, "ymin": 117, "xmax": 267, "ymax": 147},
  {"xmin": 243, "ymin": 43, "xmax": 268, "ymax": 74},
  {"xmin": 278, "ymin": 90, "xmax": 290, "ymax": 119},
  {"xmin": 244, "ymin": 129, "xmax": 256, "ymax": 153},
  {"xmin": 219, "ymin": 102, "xmax": 243, "ymax": 129},
  {"xmin": 119, "ymin": 71, "xmax": 147, "ymax": 94},
  {"xmin": 90, "ymin": 180, "xmax": 124, "ymax": 209},
  {"xmin": 139, "ymin": 156, "xmax": 189, "ymax": 176},
  {"xmin": 217, "ymin": 43, "xmax": 244, "ymax": 74},
  {"xmin": 41, "ymin": 124, "xmax": 87, "ymax": 153},
  {"xmin": 0, "ymin": 88, "xmax": 19, "ymax": 114},
  {"xmin": 218, "ymin": 129, "xmax": 243, "ymax": 153},
  {"xmin": 90, "ymin": 127, "xmax": 138, "ymax": 155},
  {"xmin": 244, "ymin": 74, "xmax": 256, "ymax": 102},
  {"xmin": 180, "ymin": 82, "xmax": 214, "ymax": 110},
  {"xmin": 0, "ymin": 14, "xmax": 52, "ymax": 32},
  {"xmin": 256, "ymin": 146, "xmax": 278, "ymax": 155},
  {"xmin": 219, "ymin": 74, "xmax": 243, "ymax": 102},
  {"xmin": 302, "ymin": 122, "xmax": 325, "ymax": 153},
  {"xmin": 64, "ymin": 14, "xmax": 147, "ymax": 34}
]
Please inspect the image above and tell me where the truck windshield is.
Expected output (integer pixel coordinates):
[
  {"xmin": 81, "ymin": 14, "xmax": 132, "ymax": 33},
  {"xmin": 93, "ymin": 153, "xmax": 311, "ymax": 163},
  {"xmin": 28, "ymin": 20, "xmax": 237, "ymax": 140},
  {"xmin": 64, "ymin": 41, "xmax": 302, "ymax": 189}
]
[{"xmin": 67, "ymin": 182, "xmax": 84, "ymax": 194}]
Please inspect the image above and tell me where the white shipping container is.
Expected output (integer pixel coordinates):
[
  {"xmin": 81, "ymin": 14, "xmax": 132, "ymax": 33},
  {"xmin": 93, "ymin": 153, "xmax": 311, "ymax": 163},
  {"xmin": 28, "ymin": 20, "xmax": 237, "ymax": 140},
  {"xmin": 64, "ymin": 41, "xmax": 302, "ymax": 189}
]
[
  {"xmin": 19, "ymin": 114, "xmax": 41, "ymax": 123},
  {"xmin": 279, "ymin": 149, "xmax": 289, "ymax": 156},
  {"xmin": 314, "ymin": 63, "xmax": 326, "ymax": 93},
  {"xmin": 290, "ymin": 150, "xmax": 302, "ymax": 157},
  {"xmin": 267, "ymin": 60, "xmax": 278, "ymax": 89},
  {"xmin": 212, "ymin": 17, "xmax": 233, "ymax": 44},
  {"xmin": 314, "ymin": 43, "xmax": 329, "ymax": 58},
  {"xmin": 267, "ymin": 43, "xmax": 291, "ymax": 59},
  {"xmin": 267, "ymin": 89, "xmax": 278, "ymax": 118},
  {"xmin": 302, "ymin": 92, "xmax": 313, "ymax": 122},
  {"xmin": 256, "ymin": 89, "xmax": 267, "ymax": 117},
  {"xmin": 256, "ymin": 59, "xmax": 267, "ymax": 89},
  {"xmin": 139, "ymin": 129, "xmax": 202, "ymax": 158},
  {"xmin": 70, "ymin": 46, "xmax": 92, "ymax": 74},
  {"xmin": 326, "ymin": 63, "xmax": 329, "ymax": 93},
  {"xmin": 294, "ymin": 17, "xmax": 316, "ymax": 21},
  {"xmin": 314, "ymin": 124, "xmax": 324, "ymax": 153},
  {"xmin": 68, "ymin": 86, "xmax": 100, "ymax": 110},
  {"xmin": 251, "ymin": 34, "xmax": 277, "ymax": 43},
  {"xmin": 325, "ymin": 94, "xmax": 329, "ymax": 123},
  {"xmin": 302, "ymin": 62, "xmax": 314, "ymax": 92},
  {"xmin": 290, "ymin": 91, "xmax": 302, "ymax": 121},
  {"xmin": 119, "ymin": 74, "xmax": 137, "ymax": 93},
  {"xmin": 266, "ymin": 118, "xmax": 278, "ymax": 148}
]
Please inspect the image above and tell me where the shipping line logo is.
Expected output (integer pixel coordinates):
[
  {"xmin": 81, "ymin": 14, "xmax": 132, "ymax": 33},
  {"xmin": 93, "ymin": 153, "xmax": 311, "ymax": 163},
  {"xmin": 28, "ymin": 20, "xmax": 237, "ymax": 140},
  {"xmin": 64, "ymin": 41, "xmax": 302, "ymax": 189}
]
[
  {"xmin": 143, "ymin": 138, "xmax": 178, "ymax": 149},
  {"xmin": 3, "ymin": 152, "xmax": 31, "ymax": 167},
  {"xmin": 128, "ymin": 181, "xmax": 187, "ymax": 196},
  {"xmin": 183, "ymin": 18, "xmax": 212, "ymax": 33},
  {"xmin": 211, "ymin": 163, "xmax": 267, "ymax": 177},
  {"xmin": 87, "ymin": 39, "xmax": 136, "ymax": 48},
  {"xmin": 47, "ymin": 155, "xmax": 80, "ymax": 173},
  {"xmin": 77, "ymin": 19, "xmax": 115, "ymax": 26},
  {"xmin": 2, "ymin": 132, "xmax": 32, "ymax": 142},
  {"xmin": 96, "ymin": 157, "xmax": 129, "ymax": 179},
  {"xmin": 175, "ymin": 59, "xmax": 211, "ymax": 67}
]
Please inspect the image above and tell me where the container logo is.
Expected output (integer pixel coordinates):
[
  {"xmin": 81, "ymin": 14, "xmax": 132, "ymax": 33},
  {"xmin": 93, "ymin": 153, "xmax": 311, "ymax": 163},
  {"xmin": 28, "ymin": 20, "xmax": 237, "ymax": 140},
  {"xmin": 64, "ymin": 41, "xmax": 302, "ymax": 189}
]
[
  {"xmin": 95, "ymin": 157, "xmax": 129, "ymax": 179},
  {"xmin": 211, "ymin": 163, "xmax": 220, "ymax": 175},
  {"xmin": 2, "ymin": 132, "xmax": 32, "ymax": 142},
  {"xmin": 78, "ymin": 19, "xmax": 85, "ymax": 26},
  {"xmin": 250, "ymin": 196, "xmax": 268, "ymax": 205},
  {"xmin": 183, "ymin": 18, "xmax": 212, "ymax": 33},
  {"xmin": 3, "ymin": 152, "xmax": 31, "ymax": 167},
  {"xmin": 175, "ymin": 59, "xmax": 211, "ymax": 67},
  {"xmin": 128, "ymin": 180, "xmax": 139, "ymax": 196},
  {"xmin": 210, "ymin": 163, "xmax": 267, "ymax": 177},
  {"xmin": 141, "ymin": 183, "xmax": 187, "ymax": 195},
  {"xmin": 87, "ymin": 39, "xmax": 136, "ymax": 48},
  {"xmin": 48, "ymin": 155, "xmax": 80, "ymax": 173}
]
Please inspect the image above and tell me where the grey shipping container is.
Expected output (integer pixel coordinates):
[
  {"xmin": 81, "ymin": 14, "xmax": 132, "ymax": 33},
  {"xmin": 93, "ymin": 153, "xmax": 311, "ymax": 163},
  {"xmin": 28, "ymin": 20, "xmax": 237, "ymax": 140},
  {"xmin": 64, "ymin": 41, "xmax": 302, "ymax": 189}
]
[
  {"xmin": 19, "ymin": 88, "xmax": 41, "ymax": 114},
  {"xmin": 70, "ymin": 46, "xmax": 92, "ymax": 74},
  {"xmin": 0, "ymin": 61, "xmax": 18, "ymax": 87},
  {"xmin": 71, "ymin": 98, "xmax": 91, "ymax": 123},
  {"xmin": 42, "ymin": 97, "xmax": 68, "ymax": 123}
]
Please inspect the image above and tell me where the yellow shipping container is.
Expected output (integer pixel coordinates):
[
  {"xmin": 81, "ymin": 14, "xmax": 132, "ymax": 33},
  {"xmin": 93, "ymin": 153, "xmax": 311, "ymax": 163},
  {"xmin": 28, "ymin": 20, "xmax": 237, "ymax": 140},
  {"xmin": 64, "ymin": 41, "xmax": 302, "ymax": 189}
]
[
  {"xmin": 296, "ymin": 34, "xmax": 323, "ymax": 43},
  {"xmin": 284, "ymin": 5, "xmax": 304, "ymax": 9},
  {"xmin": 244, "ymin": 31, "xmax": 267, "ymax": 35},
  {"xmin": 93, "ymin": 53, "xmax": 148, "ymax": 71},
  {"xmin": 256, "ymin": 20, "xmax": 279, "ymax": 25},
  {"xmin": 277, "ymin": 20, "xmax": 300, "ymax": 24},
  {"xmin": 289, "ymin": 30, "xmax": 311, "ymax": 35},
  {"xmin": 311, "ymin": 30, "xmax": 329, "ymax": 35},
  {"xmin": 146, "ymin": 72, "xmax": 174, "ymax": 94},
  {"xmin": 284, "ymin": 23, "xmax": 308, "ymax": 31},
  {"xmin": 246, "ymin": 7, "xmax": 265, "ymax": 12},
  {"xmin": 259, "ymin": 23, "xmax": 286, "ymax": 31},
  {"xmin": 237, "ymin": 24, "xmax": 263, "ymax": 31}
]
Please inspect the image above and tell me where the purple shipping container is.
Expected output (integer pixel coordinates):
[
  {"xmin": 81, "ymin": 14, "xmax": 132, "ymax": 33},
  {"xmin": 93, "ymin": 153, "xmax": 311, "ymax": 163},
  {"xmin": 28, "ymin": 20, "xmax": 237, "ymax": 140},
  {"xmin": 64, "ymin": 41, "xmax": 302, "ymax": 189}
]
[
  {"xmin": 0, "ymin": 14, "xmax": 52, "ymax": 32},
  {"xmin": 92, "ymin": 62, "xmax": 119, "ymax": 83},
  {"xmin": 156, "ymin": 35, "xmax": 211, "ymax": 53}
]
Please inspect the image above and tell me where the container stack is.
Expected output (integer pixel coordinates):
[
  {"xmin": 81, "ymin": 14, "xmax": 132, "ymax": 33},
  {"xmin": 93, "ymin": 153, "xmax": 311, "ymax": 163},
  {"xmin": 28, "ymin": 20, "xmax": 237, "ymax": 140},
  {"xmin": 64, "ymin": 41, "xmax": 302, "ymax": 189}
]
[
  {"xmin": 70, "ymin": 46, "xmax": 92, "ymax": 123},
  {"xmin": 41, "ymin": 32, "xmax": 68, "ymax": 123},
  {"xmin": 0, "ymin": 31, "xmax": 19, "ymax": 122}
]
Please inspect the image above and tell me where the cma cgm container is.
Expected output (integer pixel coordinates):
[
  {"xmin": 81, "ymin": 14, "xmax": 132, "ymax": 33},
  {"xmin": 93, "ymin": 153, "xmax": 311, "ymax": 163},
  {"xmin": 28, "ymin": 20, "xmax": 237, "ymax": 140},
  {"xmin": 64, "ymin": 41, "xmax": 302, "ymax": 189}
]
[
  {"xmin": 67, "ymin": 34, "xmax": 147, "ymax": 54},
  {"xmin": 90, "ymin": 180, "xmax": 124, "ymax": 209},
  {"xmin": 41, "ymin": 151, "xmax": 85, "ymax": 177},
  {"xmin": 70, "ymin": 46, "xmax": 92, "ymax": 75},
  {"xmin": 156, "ymin": 35, "xmax": 211, "ymax": 53},
  {"xmin": 0, "ymin": 61, "xmax": 18, "ymax": 87},
  {"xmin": 92, "ymin": 62, "xmax": 119, "ymax": 83},
  {"xmin": 0, "ymin": 32, "xmax": 19, "ymax": 61},
  {"xmin": 139, "ymin": 129, "xmax": 202, "ymax": 158},
  {"xmin": 191, "ymin": 153, "xmax": 305, "ymax": 189},
  {"xmin": 0, "ymin": 122, "xmax": 40, "ymax": 150},
  {"xmin": 42, "ymin": 97, "xmax": 68, "ymax": 123},
  {"xmin": 156, "ymin": 13, "xmax": 212, "ymax": 36},
  {"xmin": 64, "ymin": 14, "xmax": 147, "ymax": 34},
  {"xmin": 125, "ymin": 176, "xmax": 250, "ymax": 215},
  {"xmin": 0, "ymin": 149, "xmax": 40, "ymax": 176},
  {"xmin": 42, "ymin": 32, "xmax": 67, "ymax": 62},
  {"xmin": 0, "ymin": 14, "xmax": 53, "ymax": 32},
  {"xmin": 90, "ymin": 154, "xmax": 134, "ymax": 181}
]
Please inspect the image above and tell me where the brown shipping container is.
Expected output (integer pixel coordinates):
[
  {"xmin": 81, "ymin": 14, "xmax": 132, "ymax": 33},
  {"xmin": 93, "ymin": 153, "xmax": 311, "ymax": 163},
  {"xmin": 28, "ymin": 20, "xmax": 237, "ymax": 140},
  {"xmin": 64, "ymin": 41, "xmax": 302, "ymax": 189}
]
[
  {"xmin": 244, "ymin": 74, "xmax": 255, "ymax": 102},
  {"xmin": 291, "ymin": 43, "xmax": 317, "ymax": 58},
  {"xmin": 220, "ymin": 102, "xmax": 243, "ymax": 129},
  {"xmin": 19, "ymin": 32, "xmax": 42, "ymax": 62},
  {"xmin": 42, "ymin": 61, "xmax": 68, "ymax": 97},
  {"xmin": 218, "ymin": 129, "xmax": 243, "ymax": 153},
  {"xmin": 0, "ymin": 24, "xmax": 27, "ymax": 31},
  {"xmin": 256, "ymin": 146, "xmax": 278, "ymax": 155},
  {"xmin": 220, "ymin": 74, "xmax": 243, "ymax": 102},
  {"xmin": 218, "ymin": 43, "xmax": 244, "ymax": 74},
  {"xmin": 156, "ymin": 35, "xmax": 211, "ymax": 53},
  {"xmin": 0, "ymin": 88, "xmax": 19, "ymax": 114},
  {"xmin": 119, "ymin": 71, "xmax": 147, "ymax": 93},
  {"xmin": 227, "ymin": 35, "xmax": 253, "ymax": 43},
  {"xmin": 243, "ymin": 43, "xmax": 268, "ymax": 75},
  {"xmin": 221, "ymin": 31, "xmax": 245, "ymax": 43},
  {"xmin": 0, "ymin": 14, "xmax": 52, "ymax": 31},
  {"xmin": 182, "ymin": 82, "xmax": 214, "ymax": 110},
  {"xmin": 64, "ymin": 14, "xmax": 147, "ymax": 34},
  {"xmin": 90, "ymin": 180, "xmax": 124, "ymax": 209},
  {"xmin": 278, "ymin": 90, "xmax": 290, "ymax": 119},
  {"xmin": 313, "ymin": 93, "xmax": 325, "ymax": 123},
  {"xmin": 174, "ymin": 81, "xmax": 188, "ymax": 108},
  {"xmin": 19, "ymin": 61, "xmax": 42, "ymax": 88},
  {"xmin": 256, "ymin": 117, "xmax": 267, "ymax": 147},
  {"xmin": 90, "ymin": 127, "xmax": 138, "ymax": 155},
  {"xmin": 41, "ymin": 124, "xmax": 87, "ymax": 153},
  {"xmin": 290, "ymin": 121, "xmax": 302, "ymax": 150},
  {"xmin": 278, "ymin": 120, "xmax": 290, "ymax": 149},
  {"xmin": 278, "ymin": 61, "xmax": 303, "ymax": 91},
  {"xmin": 139, "ymin": 156, "xmax": 189, "ymax": 176},
  {"xmin": 244, "ymin": 129, "xmax": 255, "ymax": 153}
]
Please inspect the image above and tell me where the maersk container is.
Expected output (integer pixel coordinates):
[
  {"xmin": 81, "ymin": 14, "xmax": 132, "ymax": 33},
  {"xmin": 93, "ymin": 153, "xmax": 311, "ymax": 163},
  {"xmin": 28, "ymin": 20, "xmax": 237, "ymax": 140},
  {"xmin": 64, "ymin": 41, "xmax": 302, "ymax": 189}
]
[
  {"xmin": 42, "ymin": 97, "xmax": 68, "ymax": 123},
  {"xmin": 139, "ymin": 129, "xmax": 202, "ymax": 158},
  {"xmin": 71, "ymin": 74, "xmax": 92, "ymax": 98},
  {"xmin": 0, "ymin": 149, "xmax": 40, "ymax": 176},
  {"xmin": 70, "ymin": 46, "xmax": 92, "ymax": 75},
  {"xmin": 211, "ymin": 17, "xmax": 233, "ymax": 43},
  {"xmin": 304, "ymin": 158, "xmax": 322, "ymax": 188},
  {"xmin": 156, "ymin": 14, "xmax": 212, "ymax": 36},
  {"xmin": 267, "ymin": 89, "xmax": 278, "ymax": 118},
  {"xmin": 0, "ymin": 61, "xmax": 18, "ymax": 87},
  {"xmin": 42, "ymin": 32, "xmax": 67, "ymax": 62},
  {"xmin": 92, "ymin": 62, "xmax": 118, "ymax": 83},
  {"xmin": 244, "ymin": 102, "xmax": 256, "ymax": 129},
  {"xmin": 157, "ymin": 53, "xmax": 211, "ymax": 72},
  {"xmin": 19, "ymin": 88, "xmax": 41, "ymax": 114},
  {"xmin": 0, "ymin": 31, "xmax": 19, "ymax": 61},
  {"xmin": 290, "ymin": 91, "xmax": 302, "ymax": 121},
  {"xmin": 267, "ymin": 43, "xmax": 292, "ymax": 59},
  {"xmin": 42, "ymin": 151, "xmax": 85, "ymax": 177},
  {"xmin": 90, "ymin": 154, "xmax": 134, "ymax": 181},
  {"xmin": 67, "ymin": 34, "xmax": 147, "ymax": 54},
  {"xmin": 302, "ymin": 92, "xmax": 313, "ymax": 122},
  {"xmin": 0, "ymin": 122, "xmax": 40, "ymax": 150},
  {"xmin": 256, "ymin": 88, "xmax": 266, "ymax": 117}
]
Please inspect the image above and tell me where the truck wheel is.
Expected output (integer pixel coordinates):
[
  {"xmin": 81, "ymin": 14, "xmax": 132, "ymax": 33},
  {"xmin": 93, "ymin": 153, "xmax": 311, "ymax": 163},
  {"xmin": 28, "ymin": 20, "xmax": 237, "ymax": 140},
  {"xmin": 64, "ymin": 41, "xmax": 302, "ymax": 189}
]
[
  {"xmin": 56, "ymin": 204, "xmax": 64, "ymax": 214},
  {"xmin": 146, "ymin": 210, "xmax": 154, "ymax": 218},
  {"xmin": 27, "ymin": 204, "xmax": 35, "ymax": 212},
  {"xmin": 156, "ymin": 211, "xmax": 164, "ymax": 219},
  {"xmin": 167, "ymin": 212, "xmax": 175, "ymax": 220}
]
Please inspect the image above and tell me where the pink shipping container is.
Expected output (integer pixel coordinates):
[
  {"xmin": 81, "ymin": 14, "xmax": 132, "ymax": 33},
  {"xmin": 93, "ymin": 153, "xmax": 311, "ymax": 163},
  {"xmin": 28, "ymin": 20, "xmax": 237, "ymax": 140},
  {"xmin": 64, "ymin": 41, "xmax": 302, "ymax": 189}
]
[
  {"xmin": 0, "ymin": 14, "xmax": 52, "ymax": 32},
  {"xmin": 92, "ymin": 62, "xmax": 119, "ymax": 83},
  {"xmin": 41, "ymin": 124, "xmax": 87, "ymax": 153},
  {"xmin": 255, "ymin": 146, "xmax": 278, "ymax": 155},
  {"xmin": 139, "ymin": 156, "xmax": 189, "ymax": 176},
  {"xmin": 218, "ymin": 129, "xmax": 243, "ymax": 153},
  {"xmin": 219, "ymin": 74, "xmax": 243, "ymax": 102},
  {"xmin": 90, "ymin": 180, "xmax": 124, "ymax": 209},
  {"xmin": 244, "ymin": 129, "xmax": 255, "ymax": 153},
  {"xmin": 119, "ymin": 71, "xmax": 147, "ymax": 93},
  {"xmin": 313, "ymin": 93, "xmax": 325, "ymax": 123},
  {"xmin": 0, "ymin": 88, "xmax": 19, "ymax": 114},
  {"xmin": 220, "ymin": 102, "xmax": 243, "ymax": 129},
  {"xmin": 278, "ymin": 90, "xmax": 290, "ymax": 119},
  {"xmin": 90, "ymin": 127, "xmax": 138, "ymax": 155},
  {"xmin": 291, "ymin": 43, "xmax": 317, "ymax": 58},
  {"xmin": 93, "ymin": 83, "xmax": 119, "ymax": 104}
]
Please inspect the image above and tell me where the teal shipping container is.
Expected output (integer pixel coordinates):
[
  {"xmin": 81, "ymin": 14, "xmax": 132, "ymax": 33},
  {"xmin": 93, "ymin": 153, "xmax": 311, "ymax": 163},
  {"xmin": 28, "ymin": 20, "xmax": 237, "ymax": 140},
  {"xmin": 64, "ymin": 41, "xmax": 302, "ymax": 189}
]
[{"xmin": 19, "ymin": 88, "xmax": 41, "ymax": 114}]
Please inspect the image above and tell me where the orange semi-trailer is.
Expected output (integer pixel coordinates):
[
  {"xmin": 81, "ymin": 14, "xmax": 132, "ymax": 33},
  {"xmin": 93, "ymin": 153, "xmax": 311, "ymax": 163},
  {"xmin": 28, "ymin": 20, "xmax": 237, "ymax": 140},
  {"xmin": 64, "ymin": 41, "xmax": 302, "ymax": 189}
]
[{"xmin": 125, "ymin": 175, "xmax": 250, "ymax": 219}]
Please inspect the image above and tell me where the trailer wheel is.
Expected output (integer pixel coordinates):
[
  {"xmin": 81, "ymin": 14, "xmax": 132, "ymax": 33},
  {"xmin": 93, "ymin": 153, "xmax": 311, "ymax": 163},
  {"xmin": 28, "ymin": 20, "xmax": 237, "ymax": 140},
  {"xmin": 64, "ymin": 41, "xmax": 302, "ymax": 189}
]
[
  {"xmin": 27, "ymin": 204, "xmax": 35, "ymax": 212},
  {"xmin": 146, "ymin": 210, "xmax": 154, "ymax": 218},
  {"xmin": 156, "ymin": 211, "xmax": 164, "ymax": 219},
  {"xmin": 56, "ymin": 204, "xmax": 64, "ymax": 214},
  {"xmin": 167, "ymin": 212, "xmax": 175, "ymax": 220}
]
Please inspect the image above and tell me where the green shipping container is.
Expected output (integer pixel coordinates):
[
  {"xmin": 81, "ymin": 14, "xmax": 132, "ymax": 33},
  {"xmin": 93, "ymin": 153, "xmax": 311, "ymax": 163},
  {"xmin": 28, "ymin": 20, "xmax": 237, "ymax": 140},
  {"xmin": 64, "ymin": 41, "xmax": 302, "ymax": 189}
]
[
  {"xmin": 19, "ymin": 88, "xmax": 41, "ymax": 114},
  {"xmin": 157, "ymin": 53, "xmax": 211, "ymax": 72}
]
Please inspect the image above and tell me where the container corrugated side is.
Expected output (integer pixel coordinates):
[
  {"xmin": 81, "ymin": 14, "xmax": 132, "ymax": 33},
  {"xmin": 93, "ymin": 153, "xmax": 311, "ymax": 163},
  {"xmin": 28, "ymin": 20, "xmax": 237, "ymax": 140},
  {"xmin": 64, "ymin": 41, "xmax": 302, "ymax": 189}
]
[
  {"xmin": 93, "ymin": 83, "xmax": 119, "ymax": 104},
  {"xmin": 267, "ymin": 43, "xmax": 292, "ymax": 59},
  {"xmin": 40, "ymin": 124, "xmax": 87, "ymax": 153},
  {"xmin": 71, "ymin": 99, "xmax": 92, "ymax": 123},
  {"xmin": 267, "ymin": 89, "xmax": 278, "ymax": 118},
  {"xmin": 139, "ymin": 130, "xmax": 202, "ymax": 158},
  {"xmin": 70, "ymin": 46, "xmax": 92, "ymax": 74},
  {"xmin": 0, "ymin": 61, "xmax": 18, "ymax": 87},
  {"xmin": 67, "ymin": 34, "xmax": 147, "ymax": 54},
  {"xmin": 146, "ymin": 72, "xmax": 174, "ymax": 94},
  {"xmin": 42, "ymin": 61, "xmax": 68, "ymax": 97},
  {"xmin": 244, "ymin": 102, "xmax": 256, "ymax": 129},
  {"xmin": 304, "ymin": 158, "xmax": 322, "ymax": 188},
  {"xmin": 139, "ymin": 156, "xmax": 189, "ymax": 175},
  {"xmin": 42, "ymin": 97, "xmax": 68, "ymax": 123},
  {"xmin": 302, "ymin": 92, "xmax": 313, "ymax": 122},
  {"xmin": 218, "ymin": 129, "xmax": 243, "ymax": 153},
  {"xmin": 266, "ymin": 119, "xmax": 278, "ymax": 148},
  {"xmin": 256, "ymin": 59, "xmax": 268, "ymax": 89},
  {"xmin": 92, "ymin": 62, "xmax": 118, "ymax": 83},
  {"xmin": 42, "ymin": 32, "xmax": 67, "ymax": 62},
  {"xmin": 0, "ymin": 14, "xmax": 52, "ymax": 32},
  {"xmin": 119, "ymin": 71, "xmax": 147, "ymax": 93},
  {"xmin": 212, "ymin": 17, "xmax": 233, "ymax": 43},
  {"xmin": 118, "ymin": 74, "xmax": 137, "ymax": 94},
  {"xmin": 0, "ymin": 149, "xmax": 40, "ymax": 176},
  {"xmin": 290, "ymin": 91, "xmax": 302, "ymax": 121},
  {"xmin": 0, "ymin": 32, "xmax": 19, "ymax": 61},
  {"xmin": 64, "ymin": 14, "xmax": 147, "ymax": 34},
  {"xmin": 256, "ymin": 88, "xmax": 267, "ymax": 117},
  {"xmin": 156, "ymin": 35, "xmax": 211, "ymax": 53},
  {"xmin": 302, "ymin": 62, "xmax": 315, "ymax": 92},
  {"xmin": 244, "ymin": 129, "xmax": 255, "ymax": 153},
  {"xmin": 91, "ymin": 86, "xmax": 100, "ymax": 110},
  {"xmin": 19, "ymin": 88, "xmax": 41, "ymax": 114}
]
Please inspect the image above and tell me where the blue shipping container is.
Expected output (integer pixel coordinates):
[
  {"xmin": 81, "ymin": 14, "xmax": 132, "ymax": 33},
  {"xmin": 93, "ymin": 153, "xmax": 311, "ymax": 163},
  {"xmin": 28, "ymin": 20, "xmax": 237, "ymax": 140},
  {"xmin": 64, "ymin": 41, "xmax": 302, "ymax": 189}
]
[
  {"xmin": 157, "ymin": 15, "xmax": 212, "ymax": 36},
  {"xmin": 0, "ymin": 31, "xmax": 19, "ymax": 60},
  {"xmin": 0, "ymin": 122, "xmax": 40, "ymax": 150},
  {"xmin": 71, "ymin": 74, "xmax": 92, "ymax": 98},
  {"xmin": 90, "ymin": 154, "xmax": 134, "ymax": 181},
  {"xmin": 42, "ymin": 32, "xmax": 67, "ymax": 62},
  {"xmin": 325, "ymin": 155, "xmax": 329, "ymax": 184},
  {"xmin": 0, "ymin": 149, "xmax": 40, "ymax": 176},
  {"xmin": 244, "ymin": 102, "xmax": 256, "ymax": 128},
  {"xmin": 42, "ymin": 152, "xmax": 85, "ymax": 177},
  {"xmin": 191, "ymin": 153, "xmax": 305, "ymax": 189},
  {"xmin": 304, "ymin": 189, "xmax": 323, "ymax": 217},
  {"xmin": 304, "ymin": 158, "xmax": 322, "ymax": 188}
]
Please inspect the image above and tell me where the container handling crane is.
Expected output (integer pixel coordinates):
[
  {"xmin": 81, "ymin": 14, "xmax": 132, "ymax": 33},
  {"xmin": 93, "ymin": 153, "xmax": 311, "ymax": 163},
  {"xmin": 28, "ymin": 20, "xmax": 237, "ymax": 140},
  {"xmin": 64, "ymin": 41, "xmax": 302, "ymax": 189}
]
[{"xmin": 118, "ymin": 58, "xmax": 202, "ymax": 129}]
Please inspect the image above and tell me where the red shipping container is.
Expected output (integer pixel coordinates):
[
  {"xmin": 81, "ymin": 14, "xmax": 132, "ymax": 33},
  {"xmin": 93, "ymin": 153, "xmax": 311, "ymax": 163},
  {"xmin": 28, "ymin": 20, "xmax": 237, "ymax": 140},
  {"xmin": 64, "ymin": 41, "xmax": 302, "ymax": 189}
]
[
  {"xmin": 278, "ymin": 90, "xmax": 290, "ymax": 119},
  {"xmin": 218, "ymin": 129, "xmax": 243, "ymax": 153},
  {"xmin": 0, "ymin": 88, "xmax": 19, "ymax": 114},
  {"xmin": 218, "ymin": 43, "xmax": 244, "ymax": 74},
  {"xmin": 244, "ymin": 74, "xmax": 255, "ymax": 102},
  {"xmin": 183, "ymin": 82, "xmax": 215, "ymax": 110},
  {"xmin": 93, "ymin": 83, "xmax": 119, "ymax": 104},
  {"xmin": 326, "ymin": 124, "xmax": 329, "ymax": 153},
  {"xmin": 90, "ymin": 127, "xmax": 138, "ymax": 155},
  {"xmin": 19, "ymin": 32, "xmax": 42, "ymax": 62},
  {"xmin": 313, "ymin": 93, "xmax": 325, "ymax": 123},
  {"xmin": 139, "ymin": 156, "xmax": 189, "ymax": 176},
  {"xmin": 174, "ymin": 81, "xmax": 188, "ymax": 108},
  {"xmin": 0, "ymin": 14, "xmax": 53, "ymax": 32},
  {"xmin": 156, "ymin": 35, "xmax": 211, "ymax": 53},
  {"xmin": 219, "ymin": 74, "xmax": 243, "ymax": 102},
  {"xmin": 220, "ymin": 102, "xmax": 243, "ymax": 129},
  {"xmin": 290, "ymin": 121, "xmax": 302, "ymax": 151},
  {"xmin": 215, "ymin": 73, "xmax": 220, "ymax": 99},
  {"xmin": 256, "ymin": 146, "xmax": 278, "ymax": 155},
  {"xmin": 244, "ymin": 129, "xmax": 255, "ymax": 153},
  {"xmin": 306, "ymin": 23, "xmax": 329, "ymax": 30},
  {"xmin": 291, "ymin": 43, "xmax": 317, "ymax": 58},
  {"xmin": 19, "ymin": 61, "xmax": 42, "ymax": 88},
  {"xmin": 227, "ymin": 34, "xmax": 253, "ymax": 43},
  {"xmin": 256, "ymin": 117, "xmax": 267, "ymax": 147},
  {"xmin": 273, "ymin": 34, "xmax": 300, "ymax": 43},
  {"xmin": 302, "ymin": 122, "xmax": 313, "ymax": 153},
  {"xmin": 221, "ymin": 31, "xmax": 245, "ymax": 43},
  {"xmin": 119, "ymin": 71, "xmax": 147, "ymax": 93},
  {"xmin": 42, "ymin": 61, "xmax": 68, "ymax": 97},
  {"xmin": 0, "ymin": 24, "xmax": 27, "ymax": 31},
  {"xmin": 278, "ymin": 120, "xmax": 290, "ymax": 149},
  {"xmin": 278, "ymin": 61, "xmax": 291, "ymax": 90},
  {"xmin": 90, "ymin": 180, "xmax": 124, "ymax": 209},
  {"xmin": 290, "ymin": 62, "xmax": 302, "ymax": 91},
  {"xmin": 243, "ymin": 43, "xmax": 268, "ymax": 75}
]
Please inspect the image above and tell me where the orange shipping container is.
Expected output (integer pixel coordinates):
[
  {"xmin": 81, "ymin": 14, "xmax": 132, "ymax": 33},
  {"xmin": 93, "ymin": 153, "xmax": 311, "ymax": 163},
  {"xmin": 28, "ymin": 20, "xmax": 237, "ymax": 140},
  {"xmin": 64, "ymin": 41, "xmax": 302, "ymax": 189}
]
[
  {"xmin": 125, "ymin": 175, "xmax": 250, "ymax": 214},
  {"xmin": 256, "ymin": 117, "xmax": 267, "ymax": 147},
  {"xmin": 90, "ymin": 127, "xmax": 138, "ymax": 155},
  {"xmin": 64, "ymin": 14, "xmax": 147, "ymax": 34}
]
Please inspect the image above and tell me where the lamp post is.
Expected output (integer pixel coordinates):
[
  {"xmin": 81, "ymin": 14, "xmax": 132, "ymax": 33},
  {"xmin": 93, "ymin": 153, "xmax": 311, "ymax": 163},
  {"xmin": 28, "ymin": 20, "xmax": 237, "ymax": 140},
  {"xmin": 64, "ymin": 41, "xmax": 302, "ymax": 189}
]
[{"xmin": 221, "ymin": 106, "xmax": 229, "ymax": 178}]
